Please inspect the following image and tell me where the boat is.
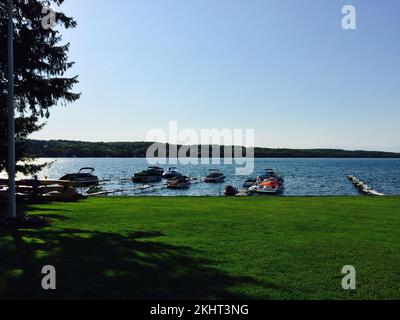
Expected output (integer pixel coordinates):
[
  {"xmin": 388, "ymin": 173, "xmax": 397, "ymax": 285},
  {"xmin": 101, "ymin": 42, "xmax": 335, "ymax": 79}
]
[
  {"xmin": 265, "ymin": 169, "xmax": 284, "ymax": 185},
  {"xmin": 59, "ymin": 167, "xmax": 99, "ymax": 187},
  {"xmin": 224, "ymin": 185, "xmax": 239, "ymax": 196},
  {"xmin": 167, "ymin": 176, "xmax": 191, "ymax": 189},
  {"xmin": 147, "ymin": 166, "xmax": 164, "ymax": 176},
  {"xmin": 132, "ymin": 167, "xmax": 162, "ymax": 183},
  {"xmin": 249, "ymin": 176, "xmax": 284, "ymax": 194},
  {"xmin": 162, "ymin": 167, "xmax": 182, "ymax": 179},
  {"xmin": 205, "ymin": 169, "xmax": 226, "ymax": 183},
  {"xmin": 248, "ymin": 169, "xmax": 285, "ymax": 195},
  {"xmin": 243, "ymin": 169, "xmax": 282, "ymax": 189}
]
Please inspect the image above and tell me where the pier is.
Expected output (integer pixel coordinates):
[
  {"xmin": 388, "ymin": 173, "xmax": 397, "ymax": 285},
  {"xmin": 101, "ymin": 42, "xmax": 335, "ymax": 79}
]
[
  {"xmin": 85, "ymin": 177, "xmax": 206, "ymax": 197},
  {"xmin": 347, "ymin": 175, "xmax": 384, "ymax": 196}
]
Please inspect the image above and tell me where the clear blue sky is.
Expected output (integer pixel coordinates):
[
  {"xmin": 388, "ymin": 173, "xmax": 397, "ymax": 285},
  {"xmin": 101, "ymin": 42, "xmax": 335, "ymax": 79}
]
[{"xmin": 31, "ymin": 0, "xmax": 400, "ymax": 151}]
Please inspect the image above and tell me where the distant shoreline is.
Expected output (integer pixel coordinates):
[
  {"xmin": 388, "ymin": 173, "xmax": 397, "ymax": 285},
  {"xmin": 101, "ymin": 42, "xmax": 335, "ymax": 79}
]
[{"xmin": 23, "ymin": 139, "xmax": 400, "ymax": 159}]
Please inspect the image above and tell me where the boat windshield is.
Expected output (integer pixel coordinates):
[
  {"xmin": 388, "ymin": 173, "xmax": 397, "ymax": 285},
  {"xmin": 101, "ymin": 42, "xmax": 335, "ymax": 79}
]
[{"xmin": 78, "ymin": 167, "xmax": 95, "ymax": 174}]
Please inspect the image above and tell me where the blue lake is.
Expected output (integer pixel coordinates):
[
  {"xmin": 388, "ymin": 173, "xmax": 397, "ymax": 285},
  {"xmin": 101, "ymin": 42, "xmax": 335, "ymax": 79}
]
[{"xmin": 34, "ymin": 158, "xmax": 400, "ymax": 196}]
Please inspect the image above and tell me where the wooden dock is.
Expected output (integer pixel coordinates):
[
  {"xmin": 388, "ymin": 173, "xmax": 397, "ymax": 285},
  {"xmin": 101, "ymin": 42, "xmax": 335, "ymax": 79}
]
[{"xmin": 85, "ymin": 177, "xmax": 206, "ymax": 196}]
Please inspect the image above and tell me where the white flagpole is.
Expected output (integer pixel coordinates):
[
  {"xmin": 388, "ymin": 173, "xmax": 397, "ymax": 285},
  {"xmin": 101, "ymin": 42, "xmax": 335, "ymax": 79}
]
[{"xmin": 7, "ymin": 0, "xmax": 16, "ymax": 219}]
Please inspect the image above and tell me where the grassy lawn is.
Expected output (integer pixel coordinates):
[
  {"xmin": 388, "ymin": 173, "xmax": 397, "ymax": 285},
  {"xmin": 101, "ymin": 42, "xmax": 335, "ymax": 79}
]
[{"xmin": 1, "ymin": 196, "xmax": 400, "ymax": 300}]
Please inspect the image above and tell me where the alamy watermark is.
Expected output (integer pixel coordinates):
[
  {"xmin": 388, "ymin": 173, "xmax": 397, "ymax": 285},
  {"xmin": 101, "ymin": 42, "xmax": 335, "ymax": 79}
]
[
  {"xmin": 341, "ymin": 5, "xmax": 356, "ymax": 30},
  {"xmin": 341, "ymin": 265, "xmax": 356, "ymax": 290},
  {"xmin": 41, "ymin": 5, "xmax": 56, "ymax": 30},
  {"xmin": 41, "ymin": 265, "xmax": 56, "ymax": 290},
  {"xmin": 146, "ymin": 121, "xmax": 255, "ymax": 175}
]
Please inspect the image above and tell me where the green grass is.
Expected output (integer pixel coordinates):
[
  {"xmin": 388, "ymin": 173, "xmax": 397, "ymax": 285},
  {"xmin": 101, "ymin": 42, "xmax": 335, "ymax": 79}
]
[{"xmin": 1, "ymin": 196, "xmax": 400, "ymax": 300}]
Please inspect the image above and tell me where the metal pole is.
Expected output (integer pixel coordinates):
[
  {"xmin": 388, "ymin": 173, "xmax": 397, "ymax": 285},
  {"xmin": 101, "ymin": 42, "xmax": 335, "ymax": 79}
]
[{"xmin": 7, "ymin": 0, "xmax": 16, "ymax": 218}]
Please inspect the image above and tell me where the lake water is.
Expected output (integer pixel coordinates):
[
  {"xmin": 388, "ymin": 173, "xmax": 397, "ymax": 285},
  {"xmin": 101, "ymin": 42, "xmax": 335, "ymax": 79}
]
[{"xmin": 29, "ymin": 158, "xmax": 400, "ymax": 196}]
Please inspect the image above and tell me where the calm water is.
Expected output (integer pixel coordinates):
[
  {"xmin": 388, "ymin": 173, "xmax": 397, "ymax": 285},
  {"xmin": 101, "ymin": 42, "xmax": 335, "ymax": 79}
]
[{"xmin": 29, "ymin": 158, "xmax": 400, "ymax": 196}]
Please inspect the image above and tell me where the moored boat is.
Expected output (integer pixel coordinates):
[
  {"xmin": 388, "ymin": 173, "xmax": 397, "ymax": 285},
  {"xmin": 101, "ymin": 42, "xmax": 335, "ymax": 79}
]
[
  {"xmin": 167, "ymin": 176, "xmax": 190, "ymax": 189},
  {"xmin": 243, "ymin": 169, "xmax": 283, "ymax": 189},
  {"xmin": 59, "ymin": 167, "xmax": 99, "ymax": 187},
  {"xmin": 162, "ymin": 167, "xmax": 182, "ymax": 179},
  {"xmin": 205, "ymin": 169, "xmax": 225, "ymax": 183},
  {"xmin": 147, "ymin": 166, "xmax": 164, "ymax": 176},
  {"xmin": 248, "ymin": 169, "xmax": 285, "ymax": 195},
  {"xmin": 249, "ymin": 177, "xmax": 284, "ymax": 194},
  {"xmin": 132, "ymin": 166, "xmax": 164, "ymax": 183}
]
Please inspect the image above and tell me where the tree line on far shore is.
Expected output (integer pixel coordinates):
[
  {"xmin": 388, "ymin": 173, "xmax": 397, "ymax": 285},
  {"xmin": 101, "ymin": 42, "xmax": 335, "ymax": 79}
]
[{"xmin": 22, "ymin": 139, "xmax": 400, "ymax": 158}]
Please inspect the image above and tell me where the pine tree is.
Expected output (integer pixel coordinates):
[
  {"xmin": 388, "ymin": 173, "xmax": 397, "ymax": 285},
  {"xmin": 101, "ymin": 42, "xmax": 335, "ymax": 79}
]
[{"xmin": 0, "ymin": 0, "xmax": 80, "ymax": 175}]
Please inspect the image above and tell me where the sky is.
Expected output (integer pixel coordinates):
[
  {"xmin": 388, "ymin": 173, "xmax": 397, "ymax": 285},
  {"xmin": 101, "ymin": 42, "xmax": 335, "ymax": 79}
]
[{"xmin": 31, "ymin": 0, "xmax": 400, "ymax": 151}]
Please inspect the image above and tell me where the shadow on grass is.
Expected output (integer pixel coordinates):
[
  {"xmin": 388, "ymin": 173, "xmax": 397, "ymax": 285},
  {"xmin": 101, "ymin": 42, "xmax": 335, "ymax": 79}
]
[
  {"xmin": 1, "ymin": 201, "xmax": 73, "ymax": 219},
  {"xmin": 0, "ymin": 224, "xmax": 278, "ymax": 300}
]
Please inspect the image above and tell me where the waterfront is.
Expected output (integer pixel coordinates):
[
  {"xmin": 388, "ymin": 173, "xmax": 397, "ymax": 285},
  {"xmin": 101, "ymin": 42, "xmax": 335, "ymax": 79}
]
[{"xmin": 27, "ymin": 158, "xmax": 400, "ymax": 196}]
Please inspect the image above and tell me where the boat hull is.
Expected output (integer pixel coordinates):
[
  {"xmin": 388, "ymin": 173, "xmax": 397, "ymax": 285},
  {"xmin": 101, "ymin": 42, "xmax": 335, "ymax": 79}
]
[
  {"xmin": 132, "ymin": 175, "xmax": 162, "ymax": 183},
  {"xmin": 163, "ymin": 172, "xmax": 182, "ymax": 179},
  {"xmin": 59, "ymin": 174, "xmax": 99, "ymax": 187},
  {"xmin": 205, "ymin": 176, "xmax": 225, "ymax": 183},
  {"xmin": 249, "ymin": 185, "xmax": 284, "ymax": 195}
]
